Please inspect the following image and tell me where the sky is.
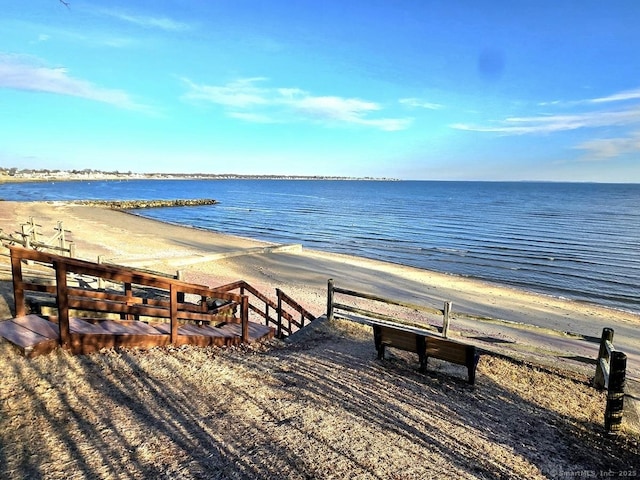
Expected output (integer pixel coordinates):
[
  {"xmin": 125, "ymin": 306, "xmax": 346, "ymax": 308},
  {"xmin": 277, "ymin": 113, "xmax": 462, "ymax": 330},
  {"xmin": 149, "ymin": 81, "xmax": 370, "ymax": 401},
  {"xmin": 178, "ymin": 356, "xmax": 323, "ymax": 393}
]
[{"xmin": 1, "ymin": 1, "xmax": 640, "ymax": 181}]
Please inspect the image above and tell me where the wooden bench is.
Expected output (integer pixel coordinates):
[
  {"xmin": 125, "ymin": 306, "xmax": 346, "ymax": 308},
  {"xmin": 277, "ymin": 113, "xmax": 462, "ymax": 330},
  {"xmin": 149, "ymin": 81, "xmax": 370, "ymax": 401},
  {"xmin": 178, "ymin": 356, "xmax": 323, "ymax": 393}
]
[{"xmin": 373, "ymin": 323, "xmax": 480, "ymax": 385}]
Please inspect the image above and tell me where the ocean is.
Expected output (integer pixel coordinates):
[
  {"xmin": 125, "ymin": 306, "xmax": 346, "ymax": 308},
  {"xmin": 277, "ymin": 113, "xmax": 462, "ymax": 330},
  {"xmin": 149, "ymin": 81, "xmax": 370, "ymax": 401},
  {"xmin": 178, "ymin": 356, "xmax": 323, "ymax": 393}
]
[{"xmin": 2, "ymin": 179, "xmax": 639, "ymax": 313}]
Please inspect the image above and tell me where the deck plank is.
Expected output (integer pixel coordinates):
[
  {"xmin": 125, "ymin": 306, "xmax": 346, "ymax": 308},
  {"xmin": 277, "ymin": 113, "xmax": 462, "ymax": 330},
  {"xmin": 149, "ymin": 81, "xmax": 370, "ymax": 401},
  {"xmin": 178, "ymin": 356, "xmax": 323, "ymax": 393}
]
[
  {"xmin": 11, "ymin": 314, "xmax": 59, "ymax": 339},
  {"xmin": 0, "ymin": 316, "xmax": 60, "ymax": 357},
  {"xmin": 218, "ymin": 322, "xmax": 274, "ymax": 342}
]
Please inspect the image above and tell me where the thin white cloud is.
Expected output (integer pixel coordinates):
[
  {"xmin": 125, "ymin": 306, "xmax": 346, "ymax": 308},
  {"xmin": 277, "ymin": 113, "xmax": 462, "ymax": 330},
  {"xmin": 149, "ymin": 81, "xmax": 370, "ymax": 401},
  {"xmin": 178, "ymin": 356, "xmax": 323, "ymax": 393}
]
[
  {"xmin": 538, "ymin": 87, "xmax": 640, "ymax": 107},
  {"xmin": 588, "ymin": 88, "xmax": 640, "ymax": 104},
  {"xmin": 0, "ymin": 54, "xmax": 148, "ymax": 111},
  {"xmin": 452, "ymin": 107, "xmax": 640, "ymax": 134},
  {"xmin": 183, "ymin": 77, "xmax": 411, "ymax": 131},
  {"xmin": 97, "ymin": 8, "xmax": 191, "ymax": 32},
  {"xmin": 574, "ymin": 131, "xmax": 640, "ymax": 160},
  {"xmin": 399, "ymin": 97, "xmax": 443, "ymax": 110},
  {"xmin": 184, "ymin": 78, "xmax": 269, "ymax": 108}
]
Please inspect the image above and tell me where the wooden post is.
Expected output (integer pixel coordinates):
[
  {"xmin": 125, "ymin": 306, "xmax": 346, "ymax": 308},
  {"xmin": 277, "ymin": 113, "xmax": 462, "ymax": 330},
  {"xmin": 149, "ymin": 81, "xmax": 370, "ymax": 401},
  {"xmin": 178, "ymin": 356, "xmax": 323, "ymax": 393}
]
[
  {"xmin": 443, "ymin": 301, "xmax": 452, "ymax": 338},
  {"xmin": 170, "ymin": 284, "xmax": 179, "ymax": 344},
  {"xmin": 11, "ymin": 250, "xmax": 25, "ymax": 317},
  {"xmin": 594, "ymin": 328, "xmax": 614, "ymax": 389},
  {"xmin": 241, "ymin": 295, "xmax": 249, "ymax": 343},
  {"xmin": 176, "ymin": 270, "xmax": 185, "ymax": 303},
  {"xmin": 56, "ymin": 221, "xmax": 65, "ymax": 253},
  {"xmin": 605, "ymin": 351, "xmax": 627, "ymax": 433},
  {"xmin": 97, "ymin": 256, "xmax": 106, "ymax": 290},
  {"xmin": 276, "ymin": 288, "xmax": 283, "ymax": 338},
  {"xmin": 54, "ymin": 261, "xmax": 70, "ymax": 348},
  {"xmin": 327, "ymin": 278, "xmax": 334, "ymax": 321},
  {"xmin": 123, "ymin": 282, "xmax": 133, "ymax": 320},
  {"xmin": 29, "ymin": 217, "xmax": 38, "ymax": 242}
]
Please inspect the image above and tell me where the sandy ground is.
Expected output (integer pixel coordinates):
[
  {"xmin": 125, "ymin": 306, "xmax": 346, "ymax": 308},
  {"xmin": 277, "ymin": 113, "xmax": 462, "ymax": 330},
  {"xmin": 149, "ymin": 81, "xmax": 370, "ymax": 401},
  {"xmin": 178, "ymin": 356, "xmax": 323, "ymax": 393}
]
[{"xmin": 0, "ymin": 201, "xmax": 639, "ymax": 479}]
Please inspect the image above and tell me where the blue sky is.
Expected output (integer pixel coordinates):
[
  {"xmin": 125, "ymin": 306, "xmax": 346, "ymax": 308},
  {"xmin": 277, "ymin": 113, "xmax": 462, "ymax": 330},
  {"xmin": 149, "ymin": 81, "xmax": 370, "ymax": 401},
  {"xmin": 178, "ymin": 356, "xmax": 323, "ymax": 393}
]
[{"xmin": 1, "ymin": 1, "xmax": 639, "ymax": 181}]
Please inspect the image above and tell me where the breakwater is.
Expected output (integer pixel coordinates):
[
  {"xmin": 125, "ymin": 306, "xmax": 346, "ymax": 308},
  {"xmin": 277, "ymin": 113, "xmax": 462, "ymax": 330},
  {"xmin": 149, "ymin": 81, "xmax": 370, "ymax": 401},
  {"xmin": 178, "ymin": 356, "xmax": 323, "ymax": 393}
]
[{"xmin": 70, "ymin": 199, "xmax": 218, "ymax": 210}]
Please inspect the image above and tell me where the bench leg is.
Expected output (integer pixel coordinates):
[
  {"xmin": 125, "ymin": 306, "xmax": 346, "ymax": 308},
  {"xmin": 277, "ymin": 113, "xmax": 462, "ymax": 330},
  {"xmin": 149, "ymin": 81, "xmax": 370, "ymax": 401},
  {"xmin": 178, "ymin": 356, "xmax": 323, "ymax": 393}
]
[
  {"xmin": 416, "ymin": 335, "xmax": 427, "ymax": 373},
  {"xmin": 466, "ymin": 346, "xmax": 480, "ymax": 385},
  {"xmin": 373, "ymin": 325, "xmax": 385, "ymax": 360}
]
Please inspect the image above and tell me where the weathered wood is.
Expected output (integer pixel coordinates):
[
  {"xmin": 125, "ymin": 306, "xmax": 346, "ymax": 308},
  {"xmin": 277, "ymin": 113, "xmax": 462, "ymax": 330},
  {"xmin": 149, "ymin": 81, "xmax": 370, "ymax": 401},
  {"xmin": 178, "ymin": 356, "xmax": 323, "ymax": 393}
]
[
  {"xmin": 327, "ymin": 278, "xmax": 335, "ymax": 321},
  {"xmin": 333, "ymin": 284, "xmax": 444, "ymax": 316},
  {"xmin": 54, "ymin": 261, "xmax": 70, "ymax": 348},
  {"xmin": 5, "ymin": 246, "xmax": 280, "ymax": 355},
  {"xmin": 443, "ymin": 301, "xmax": 452, "ymax": 338},
  {"xmin": 373, "ymin": 323, "xmax": 479, "ymax": 384},
  {"xmin": 170, "ymin": 284, "xmax": 179, "ymax": 344},
  {"xmin": 11, "ymin": 252, "xmax": 25, "ymax": 317},
  {"xmin": 241, "ymin": 295, "xmax": 249, "ymax": 343},
  {"xmin": 594, "ymin": 327, "xmax": 614, "ymax": 389},
  {"xmin": 604, "ymin": 351, "xmax": 627, "ymax": 433}
]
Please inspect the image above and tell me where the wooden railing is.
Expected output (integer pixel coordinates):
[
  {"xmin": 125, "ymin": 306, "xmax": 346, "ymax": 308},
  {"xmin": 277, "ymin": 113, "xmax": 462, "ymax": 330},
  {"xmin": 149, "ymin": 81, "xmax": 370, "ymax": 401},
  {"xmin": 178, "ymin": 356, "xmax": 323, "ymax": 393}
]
[
  {"xmin": 213, "ymin": 280, "xmax": 316, "ymax": 338},
  {"xmin": 1, "ymin": 217, "xmax": 75, "ymax": 257},
  {"xmin": 326, "ymin": 278, "xmax": 452, "ymax": 337},
  {"xmin": 9, "ymin": 246, "xmax": 249, "ymax": 346}
]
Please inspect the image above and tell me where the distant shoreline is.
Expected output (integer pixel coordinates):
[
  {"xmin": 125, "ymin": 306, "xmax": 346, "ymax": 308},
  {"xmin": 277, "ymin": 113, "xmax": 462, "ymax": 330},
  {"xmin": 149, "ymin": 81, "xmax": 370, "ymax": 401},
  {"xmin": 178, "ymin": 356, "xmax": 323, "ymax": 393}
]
[{"xmin": 0, "ymin": 171, "xmax": 399, "ymax": 185}]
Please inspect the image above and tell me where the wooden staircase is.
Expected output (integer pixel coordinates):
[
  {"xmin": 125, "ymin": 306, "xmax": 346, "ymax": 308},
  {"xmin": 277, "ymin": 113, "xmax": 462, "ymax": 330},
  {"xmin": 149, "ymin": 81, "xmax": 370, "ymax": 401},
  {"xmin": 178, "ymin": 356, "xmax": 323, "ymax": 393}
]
[
  {"xmin": 0, "ymin": 314, "xmax": 273, "ymax": 357},
  {"xmin": 0, "ymin": 246, "xmax": 286, "ymax": 357}
]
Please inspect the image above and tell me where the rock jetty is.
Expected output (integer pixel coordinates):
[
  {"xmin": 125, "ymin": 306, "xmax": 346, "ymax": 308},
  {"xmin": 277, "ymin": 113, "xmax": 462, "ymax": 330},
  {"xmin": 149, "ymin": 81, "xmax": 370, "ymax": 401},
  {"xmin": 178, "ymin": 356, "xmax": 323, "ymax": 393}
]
[{"xmin": 71, "ymin": 199, "xmax": 218, "ymax": 210}]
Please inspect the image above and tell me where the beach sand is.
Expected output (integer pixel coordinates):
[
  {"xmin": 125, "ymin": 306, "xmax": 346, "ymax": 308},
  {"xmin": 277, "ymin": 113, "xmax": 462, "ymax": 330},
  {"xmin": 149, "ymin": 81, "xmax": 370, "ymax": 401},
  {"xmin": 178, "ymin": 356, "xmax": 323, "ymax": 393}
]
[
  {"xmin": 1, "ymin": 200, "xmax": 639, "ymax": 478},
  {"xmin": 1, "ymin": 200, "xmax": 639, "ymax": 378}
]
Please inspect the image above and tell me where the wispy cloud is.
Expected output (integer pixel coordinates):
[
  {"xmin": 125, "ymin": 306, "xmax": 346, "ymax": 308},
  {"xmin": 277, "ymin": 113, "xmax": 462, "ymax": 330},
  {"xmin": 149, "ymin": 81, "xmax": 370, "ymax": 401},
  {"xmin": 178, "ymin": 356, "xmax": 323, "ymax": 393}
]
[
  {"xmin": 452, "ymin": 92, "xmax": 640, "ymax": 135},
  {"xmin": 0, "ymin": 54, "xmax": 149, "ymax": 111},
  {"xmin": 399, "ymin": 97, "xmax": 443, "ymax": 110},
  {"xmin": 183, "ymin": 77, "xmax": 411, "ymax": 131},
  {"xmin": 97, "ymin": 8, "xmax": 191, "ymax": 32},
  {"xmin": 588, "ymin": 88, "xmax": 640, "ymax": 104},
  {"xmin": 574, "ymin": 131, "xmax": 640, "ymax": 160},
  {"xmin": 452, "ymin": 108, "xmax": 640, "ymax": 134}
]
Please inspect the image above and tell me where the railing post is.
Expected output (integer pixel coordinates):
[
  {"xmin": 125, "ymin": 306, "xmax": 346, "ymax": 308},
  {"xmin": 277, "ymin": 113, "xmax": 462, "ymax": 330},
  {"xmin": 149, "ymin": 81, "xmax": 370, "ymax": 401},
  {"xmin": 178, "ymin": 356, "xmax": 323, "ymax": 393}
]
[
  {"xmin": 176, "ymin": 270, "xmax": 185, "ymax": 303},
  {"xmin": 54, "ymin": 261, "xmax": 70, "ymax": 348},
  {"xmin": 605, "ymin": 351, "xmax": 627, "ymax": 433},
  {"xmin": 276, "ymin": 288, "xmax": 283, "ymax": 338},
  {"xmin": 11, "ymin": 249, "xmax": 25, "ymax": 317},
  {"xmin": 327, "ymin": 278, "xmax": 334, "ymax": 321},
  {"xmin": 594, "ymin": 328, "xmax": 614, "ymax": 389},
  {"xmin": 170, "ymin": 284, "xmax": 179, "ymax": 344},
  {"xmin": 123, "ymin": 282, "xmax": 133, "ymax": 320},
  {"xmin": 241, "ymin": 295, "xmax": 249, "ymax": 343},
  {"xmin": 443, "ymin": 301, "xmax": 452, "ymax": 338},
  {"xmin": 97, "ymin": 256, "xmax": 106, "ymax": 289}
]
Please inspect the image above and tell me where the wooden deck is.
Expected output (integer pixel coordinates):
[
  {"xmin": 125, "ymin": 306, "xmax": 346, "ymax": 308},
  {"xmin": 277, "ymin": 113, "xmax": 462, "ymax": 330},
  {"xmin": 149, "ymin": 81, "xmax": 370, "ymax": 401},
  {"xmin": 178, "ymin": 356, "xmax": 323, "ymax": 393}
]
[{"xmin": 0, "ymin": 314, "xmax": 274, "ymax": 357}]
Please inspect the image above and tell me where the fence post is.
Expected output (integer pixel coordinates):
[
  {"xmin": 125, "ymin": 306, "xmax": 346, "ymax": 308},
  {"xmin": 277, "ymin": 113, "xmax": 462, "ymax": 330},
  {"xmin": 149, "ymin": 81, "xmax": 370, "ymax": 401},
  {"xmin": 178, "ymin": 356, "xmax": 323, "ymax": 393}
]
[
  {"xmin": 276, "ymin": 288, "xmax": 283, "ymax": 338},
  {"xmin": 241, "ymin": 295, "xmax": 249, "ymax": 343},
  {"xmin": 443, "ymin": 301, "xmax": 452, "ymax": 338},
  {"xmin": 97, "ymin": 256, "xmax": 106, "ymax": 290},
  {"xmin": 327, "ymin": 278, "xmax": 334, "ymax": 321},
  {"xmin": 169, "ymin": 284, "xmax": 179, "ymax": 344},
  {"xmin": 605, "ymin": 351, "xmax": 627, "ymax": 433},
  {"xmin": 176, "ymin": 270, "xmax": 185, "ymax": 303},
  {"xmin": 11, "ymin": 249, "xmax": 25, "ymax": 317},
  {"xmin": 54, "ymin": 261, "xmax": 70, "ymax": 348},
  {"xmin": 594, "ymin": 328, "xmax": 614, "ymax": 389}
]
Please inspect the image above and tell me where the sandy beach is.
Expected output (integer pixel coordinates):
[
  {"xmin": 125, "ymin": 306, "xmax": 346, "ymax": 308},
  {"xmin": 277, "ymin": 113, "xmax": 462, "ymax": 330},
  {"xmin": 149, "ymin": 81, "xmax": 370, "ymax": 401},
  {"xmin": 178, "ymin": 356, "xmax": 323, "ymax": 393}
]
[
  {"xmin": 1, "ymin": 200, "xmax": 639, "ymax": 379},
  {"xmin": 1, "ymin": 200, "xmax": 639, "ymax": 478}
]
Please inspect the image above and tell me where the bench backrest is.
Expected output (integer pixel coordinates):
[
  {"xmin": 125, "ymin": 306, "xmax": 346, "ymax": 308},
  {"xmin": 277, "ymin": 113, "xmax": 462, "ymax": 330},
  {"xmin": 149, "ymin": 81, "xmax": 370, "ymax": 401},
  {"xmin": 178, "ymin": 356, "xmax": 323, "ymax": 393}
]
[{"xmin": 426, "ymin": 336, "xmax": 472, "ymax": 366}]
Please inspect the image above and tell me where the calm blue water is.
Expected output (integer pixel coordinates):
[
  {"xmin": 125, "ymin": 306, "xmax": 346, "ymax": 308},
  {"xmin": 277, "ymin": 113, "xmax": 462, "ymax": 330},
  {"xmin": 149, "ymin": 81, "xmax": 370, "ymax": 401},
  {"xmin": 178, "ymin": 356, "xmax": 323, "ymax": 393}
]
[{"xmin": 2, "ymin": 179, "xmax": 639, "ymax": 313}]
